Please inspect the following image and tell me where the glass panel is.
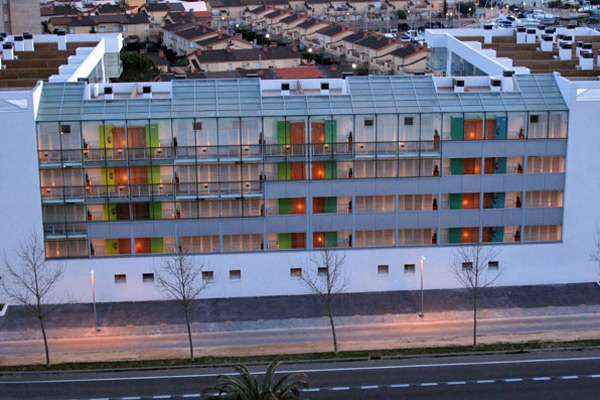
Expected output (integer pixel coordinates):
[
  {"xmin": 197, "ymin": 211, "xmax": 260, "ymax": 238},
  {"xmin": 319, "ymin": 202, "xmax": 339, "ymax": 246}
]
[
  {"xmin": 507, "ymin": 112, "xmax": 527, "ymax": 140},
  {"xmin": 399, "ymin": 114, "xmax": 420, "ymax": 141},
  {"xmin": 548, "ymin": 111, "xmax": 567, "ymax": 139}
]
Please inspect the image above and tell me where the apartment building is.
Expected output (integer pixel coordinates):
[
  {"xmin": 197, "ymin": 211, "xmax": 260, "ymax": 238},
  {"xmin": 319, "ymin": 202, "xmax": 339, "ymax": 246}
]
[
  {"xmin": 0, "ymin": 0, "xmax": 42, "ymax": 34},
  {"xmin": 1, "ymin": 29, "xmax": 600, "ymax": 303}
]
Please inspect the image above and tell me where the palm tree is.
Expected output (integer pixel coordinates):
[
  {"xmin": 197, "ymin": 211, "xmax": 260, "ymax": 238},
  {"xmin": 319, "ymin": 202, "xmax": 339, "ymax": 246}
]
[{"xmin": 207, "ymin": 358, "xmax": 309, "ymax": 399}]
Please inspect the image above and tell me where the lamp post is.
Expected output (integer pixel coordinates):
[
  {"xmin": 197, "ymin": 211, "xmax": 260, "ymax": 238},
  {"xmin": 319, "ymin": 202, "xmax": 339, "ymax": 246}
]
[
  {"xmin": 420, "ymin": 256, "xmax": 425, "ymax": 318},
  {"xmin": 90, "ymin": 269, "xmax": 98, "ymax": 332}
]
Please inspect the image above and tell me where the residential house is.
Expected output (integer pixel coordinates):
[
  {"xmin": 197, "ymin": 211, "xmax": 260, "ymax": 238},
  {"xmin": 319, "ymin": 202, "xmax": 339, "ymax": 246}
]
[
  {"xmin": 162, "ymin": 23, "xmax": 218, "ymax": 56},
  {"xmin": 92, "ymin": 3, "xmax": 136, "ymax": 15},
  {"xmin": 187, "ymin": 45, "xmax": 302, "ymax": 72},
  {"xmin": 195, "ymin": 33, "xmax": 253, "ymax": 51},
  {"xmin": 207, "ymin": 0, "xmax": 290, "ymax": 20},
  {"xmin": 292, "ymin": 18, "xmax": 330, "ymax": 45},
  {"xmin": 377, "ymin": 44, "xmax": 429, "ymax": 74},
  {"xmin": 48, "ymin": 13, "xmax": 151, "ymax": 41},
  {"xmin": 41, "ymin": 4, "xmax": 80, "ymax": 22},
  {"xmin": 141, "ymin": 48, "xmax": 170, "ymax": 73},
  {"xmin": 316, "ymin": 24, "xmax": 354, "ymax": 54},
  {"xmin": 138, "ymin": 1, "xmax": 185, "ymax": 26},
  {"xmin": 273, "ymin": 13, "xmax": 308, "ymax": 40},
  {"xmin": 342, "ymin": 31, "xmax": 399, "ymax": 64}
]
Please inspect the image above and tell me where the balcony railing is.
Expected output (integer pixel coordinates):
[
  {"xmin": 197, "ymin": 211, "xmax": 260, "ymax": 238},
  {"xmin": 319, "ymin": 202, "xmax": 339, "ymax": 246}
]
[{"xmin": 43, "ymin": 222, "xmax": 87, "ymax": 236}]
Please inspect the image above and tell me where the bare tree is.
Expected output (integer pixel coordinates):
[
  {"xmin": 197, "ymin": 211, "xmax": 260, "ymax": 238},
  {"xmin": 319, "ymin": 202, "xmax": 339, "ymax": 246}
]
[
  {"xmin": 589, "ymin": 227, "xmax": 600, "ymax": 281},
  {"xmin": 154, "ymin": 252, "xmax": 211, "ymax": 361},
  {"xmin": 1, "ymin": 231, "xmax": 64, "ymax": 367},
  {"xmin": 300, "ymin": 247, "xmax": 348, "ymax": 357},
  {"xmin": 450, "ymin": 244, "xmax": 500, "ymax": 350}
]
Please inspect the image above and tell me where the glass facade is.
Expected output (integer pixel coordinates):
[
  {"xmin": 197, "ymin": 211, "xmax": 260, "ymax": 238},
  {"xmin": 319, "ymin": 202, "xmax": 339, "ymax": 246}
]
[{"xmin": 36, "ymin": 76, "xmax": 568, "ymax": 258}]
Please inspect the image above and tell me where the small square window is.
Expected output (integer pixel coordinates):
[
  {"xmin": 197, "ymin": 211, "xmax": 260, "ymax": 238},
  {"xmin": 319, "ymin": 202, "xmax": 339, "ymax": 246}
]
[
  {"xmin": 488, "ymin": 261, "xmax": 499, "ymax": 271},
  {"xmin": 114, "ymin": 274, "xmax": 126, "ymax": 284},
  {"xmin": 202, "ymin": 270, "xmax": 214, "ymax": 282},
  {"xmin": 104, "ymin": 86, "xmax": 113, "ymax": 95},
  {"xmin": 364, "ymin": 119, "xmax": 374, "ymax": 127},
  {"xmin": 530, "ymin": 115, "xmax": 539, "ymax": 124},
  {"xmin": 321, "ymin": 82, "xmax": 329, "ymax": 90},
  {"xmin": 462, "ymin": 262, "xmax": 473, "ymax": 271},
  {"xmin": 193, "ymin": 122, "xmax": 203, "ymax": 130},
  {"xmin": 290, "ymin": 267, "xmax": 302, "ymax": 278},
  {"xmin": 377, "ymin": 265, "xmax": 389, "ymax": 275},
  {"xmin": 229, "ymin": 269, "xmax": 241, "ymax": 280},
  {"xmin": 404, "ymin": 264, "xmax": 415, "ymax": 274},
  {"xmin": 404, "ymin": 117, "xmax": 414, "ymax": 126},
  {"xmin": 142, "ymin": 273, "xmax": 154, "ymax": 283},
  {"xmin": 317, "ymin": 267, "xmax": 328, "ymax": 276},
  {"xmin": 142, "ymin": 86, "xmax": 152, "ymax": 94},
  {"xmin": 281, "ymin": 83, "xmax": 290, "ymax": 91},
  {"xmin": 60, "ymin": 124, "xmax": 71, "ymax": 134}
]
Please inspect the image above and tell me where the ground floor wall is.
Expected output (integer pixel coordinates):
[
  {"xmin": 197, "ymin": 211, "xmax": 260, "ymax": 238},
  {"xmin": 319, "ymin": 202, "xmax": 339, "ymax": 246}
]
[{"xmin": 30, "ymin": 241, "xmax": 597, "ymax": 304}]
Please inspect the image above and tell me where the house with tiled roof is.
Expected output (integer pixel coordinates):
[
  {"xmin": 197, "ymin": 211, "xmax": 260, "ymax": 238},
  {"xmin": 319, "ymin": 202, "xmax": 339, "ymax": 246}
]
[
  {"xmin": 207, "ymin": 0, "xmax": 290, "ymax": 20},
  {"xmin": 316, "ymin": 24, "xmax": 355, "ymax": 53},
  {"xmin": 93, "ymin": 3, "xmax": 136, "ymax": 15},
  {"xmin": 187, "ymin": 44, "xmax": 302, "ymax": 72},
  {"xmin": 195, "ymin": 33, "xmax": 253, "ymax": 51},
  {"xmin": 162, "ymin": 23, "xmax": 219, "ymax": 55},
  {"xmin": 273, "ymin": 13, "xmax": 308, "ymax": 39},
  {"xmin": 257, "ymin": 9, "xmax": 290, "ymax": 30},
  {"xmin": 48, "ymin": 13, "xmax": 150, "ymax": 41},
  {"xmin": 40, "ymin": 5, "xmax": 80, "ymax": 21},
  {"xmin": 292, "ymin": 18, "xmax": 330, "ymax": 44},
  {"xmin": 342, "ymin": 31, "xmax": 400, "ymax": 64},
  {"xmin": 376, "ymin": 44, "xmax": 430, "ymax": 74},
  {"xmin": 138, "ymin": 1, "xmax": 185, "ymax": 25}
]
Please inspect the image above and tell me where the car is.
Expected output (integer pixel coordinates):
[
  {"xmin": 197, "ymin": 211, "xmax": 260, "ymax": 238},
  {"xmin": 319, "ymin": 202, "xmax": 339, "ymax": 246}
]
[{"xmin": 397, "ymin": 23, "xmax": 411, "ymax": 32}]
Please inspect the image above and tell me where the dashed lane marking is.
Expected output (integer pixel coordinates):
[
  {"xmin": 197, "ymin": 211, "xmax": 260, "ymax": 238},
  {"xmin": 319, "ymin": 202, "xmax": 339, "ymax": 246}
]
[
  {"xmin": 560, "ymin": 376, "xmax": 579, "ymax": 380},
  {"xmin": 420, "ymin": 383, "xmax": 438, "ymax": 386},
  {"xmin": 447, "ymin": 381, "xmax": 467, "ymax": 385},
  {"xmin": 301, "ymin": 388, "xmax": 321, "ymax": 392},
  {"xmin": 331, "ymin": 386, "xmax": 349, "ymax": 390},
  {"xmin": 532, "ymin": 377, "xmax": 551, "ymax": 381},
  {"xmin": 153, "ymin": 396, "xmax": 171, "ymax": 399},
  {"xmin": 122, "ymin": 397, "xmax": 141, "ymax": 400},
  {"xmin": 476, "ymin": 380, "xmax": 495, "ymax": 384},
  {"xmin": 360, "ymin": 385, "xmax": 379, "ymax": 389},
  {"xmin": 182, "ymin": 395, "xmax": 201, "ymax": 398},
  {"xmin": 505, "ymin": 378, "xmax": 523, "ymax": 382},
  {"xmin": 390, "ymin": 384, "xmax": 410, "ymax": 388}
]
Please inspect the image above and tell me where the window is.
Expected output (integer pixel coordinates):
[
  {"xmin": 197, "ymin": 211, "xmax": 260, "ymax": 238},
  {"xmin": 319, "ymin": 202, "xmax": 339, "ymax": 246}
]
[
  {"xmin": 202, "ymin": 270, "xmax": 214, "ymax": 282},
  {"xmin": 290, "ymin": 268, "xmax": 302, "ymax": 278},
  {"xmin": 60, "ymin": 124, "xmax": 71, "ymax": 134},
  {"xmin": 114, "ymin": 274, "xmax": 126, "ymax": 284},
  {"xmin": 193, "ymin": 122, "xmax": 203, "ymax": 131},
  {"xmin": 364, "ymin": 119, "xmax": 374, "ymax": 127},
  {"xmin": 377, "ymin": 265, "xmax": 389, "ymax": 275},
  {"xmin": 229, "ymin": 269, "xmax": 241, "ymax": 280},
  {"xmin": 321, "ymin": 82, "xmax": 329, "ymax": 90},
  {"xmin": 404, "ymin": 264, "xmax": 415, "ymax": 274},
  {"xmin": 317, "ymin": 267, "xmax": 328, "ymax": 276},
  {"xmin": 404, "ymin": 117, "xmax": 414, "ymax": 126},
  {"xmin": 142, "ymin": 273, "xmax": 154, "ymax": 283},
  {"xmin": 488, "ymin": 261, "xmax": 499, "ymax": 271},
  {"xmin": 462, "ymin": 262, "xmax": 473, "ymax": 271},
  {"xmin": 530, "ymin": 114, "xmax": 539, "ymax": 124},
  {"xmin": 281, "ymin": 83, "xmax": 290, "ymax": 91}
]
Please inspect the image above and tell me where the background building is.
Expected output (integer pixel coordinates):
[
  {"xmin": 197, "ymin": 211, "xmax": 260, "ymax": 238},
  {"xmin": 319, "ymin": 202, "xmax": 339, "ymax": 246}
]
[{"xmin": 0, "ymin": 0, "xmax": 42, "ymax": 35}]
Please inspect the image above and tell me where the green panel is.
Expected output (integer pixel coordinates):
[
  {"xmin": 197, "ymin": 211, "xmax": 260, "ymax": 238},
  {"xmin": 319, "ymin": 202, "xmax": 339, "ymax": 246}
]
[
  {"xmin": 145, "ymin": 123, "xmax": 159, "ymax": 148},
  {"xmin": 324, "ymin": 161, "xmax": 337, "ymax": 179},
  {"xmin": 150, "ymin": 202, "xmax": 162, "ymax": 220},
  {"xmin": 148, "ymin": 166, "xmax": 161, "ymax": 184},
  {"xmin": 324, "ymin": 231, "xmax": 338, "ymax": 248},
  {"xmin": 495, "ymin": 117, "xmax": 507, "ymax": 140},
  {"xmin": 450, "ymin": 159, "xmax": 463, "ymax": 175},
  {"xmin": 103, "ymin": 203, "xmax": 117, "ymax": 221},
  {"xmin": 279, "ymin": 233, "xmax": 292, "ymax": 249},
  {"xmin": 492, "ymin": 192, "xmax": 505, "ymax": 208},
  {"xmin": 324, "ymin": 120, "xmax": 337, "ymax": 144},
  {"xmin": 448, "ymin": 228, "xmax": 462, "ymax": 244},
  {"xmin": 324, "ymin": 197, "xmax": 337, "ymax": 213},
  {"xmin": 493, "ymin": 157, "xmax": 507, "ymax": 174},
  {"xmin": 278, "ymin": 162, "xmax": 290, "ymax": 180},
  {"xmin": 277, "ymin": 120, "xmax": 290, "ymax": 144},
  {"xmin": 450, "ymin": 117, "xmax": 464, "ymax": 141},
  {"xmin": 105, "ymin": 239, "xmax": 119, "ymax": 255},
  {"xmin": 150, "ymin": 237, "xmax": 164, "ymax": 253},
  {"xmin": 278, "ymin": 198, "xmax": 292, "ymax": 215},
  {"xmin": 449, "ymin": 193, "xmax": 463, "ymax": 210},
  {"xmin": 491, "ymin": 227, "xmax": 504, "ymax": 243}
]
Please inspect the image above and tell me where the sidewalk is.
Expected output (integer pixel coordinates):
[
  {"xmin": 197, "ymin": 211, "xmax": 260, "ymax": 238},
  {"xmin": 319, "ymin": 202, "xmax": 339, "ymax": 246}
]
[{"xmin": 1, "ymin": 283, "xmax": 599, "ymax": 341}]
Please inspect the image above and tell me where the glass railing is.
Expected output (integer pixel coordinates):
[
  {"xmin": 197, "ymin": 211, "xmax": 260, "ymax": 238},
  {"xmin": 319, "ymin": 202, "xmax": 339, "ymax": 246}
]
[{"xmin": 43, "ymin": 222, "xmax": 87, "ymax": 236}]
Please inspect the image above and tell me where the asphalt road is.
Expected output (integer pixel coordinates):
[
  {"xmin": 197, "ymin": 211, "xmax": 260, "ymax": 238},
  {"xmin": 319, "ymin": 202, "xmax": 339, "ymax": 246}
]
[
  {"xmin": 1, "ymin": 350, "xmax": 599, "ymax": 399},
  {"xmin": 1, "ymin": 311, "xmax": 599, "ymax": 360}
]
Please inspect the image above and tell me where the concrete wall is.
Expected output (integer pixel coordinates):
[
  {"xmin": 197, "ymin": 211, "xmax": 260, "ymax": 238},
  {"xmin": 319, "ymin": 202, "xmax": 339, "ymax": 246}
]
[{"xmin": 8, "ymin": 0, "xmax": 42, "ymax": 34}]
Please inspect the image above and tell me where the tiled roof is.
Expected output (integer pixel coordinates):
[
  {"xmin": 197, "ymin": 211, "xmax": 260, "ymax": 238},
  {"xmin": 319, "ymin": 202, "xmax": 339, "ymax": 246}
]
[
  {"xmin": 264, "ymin": 9, "xmax": 285, "ymax": 19},
  {"xmin": 196, "ymin": 34, "xmax": 236, "ymax": 47},
  {"xmin": 192, "ymin": 46, "xmax": 301, "ymax": 63},
  {"xmin": 40, "ymin": 5, "xmax": 80, "ymax": 17},
  {"xmin": 162, "ymin": 22, "xmax": 199, "ymax": 32},
  {"xmin": 276, "ymin": 66, "xmax": 323, "ymax": 79},
  {"xmin": 390, "ymin": 45, "xmax": 418, "ymax": 58},
  {"xmin": 49, "ymin": 13, "xmax": 150, "ymax": 27},
  {"xmin": 248, "ymin": 5, "xmax": 267, "ymax": 14},
  {"xmin": 353, "ymin": 35, "xmax": 396, "ymax": 50},
  {"xmin": 317, "ymin": 24, "xmax": 345, "ymax": 36},
  {"xmin": 94, "ymin": 4, "xmax": 134, "ymax": 14},
  {"xmin": 297, "ymin": 18, "xmax": 327, "ymax": 29},
  {"xmin": 173, "ymin": 25, "xmax": 216, "ymax": 40},
  {"xmin": 140, "ymin": 2, "xmax": 185, "ymax": 12},
  {"xmin": 280, "ymin": 13, "xmax": 303, "ymax": 24}
]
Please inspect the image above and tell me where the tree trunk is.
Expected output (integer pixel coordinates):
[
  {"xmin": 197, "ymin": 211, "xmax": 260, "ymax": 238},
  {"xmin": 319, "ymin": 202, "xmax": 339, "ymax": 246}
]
[
  {"xmin": 39, "ymin": 317, "xmax": 51, "ymax": 368},
  {"xmin": 473, "ymin": 289, "xmax": 477, "ymax": 351},
  {"xmin": 184, "ymin": 305, "xmax": 194, "ymax": 362},
  {"xmin": 327, "ymin": 298, "xmax": 338, "ymax": 357}
]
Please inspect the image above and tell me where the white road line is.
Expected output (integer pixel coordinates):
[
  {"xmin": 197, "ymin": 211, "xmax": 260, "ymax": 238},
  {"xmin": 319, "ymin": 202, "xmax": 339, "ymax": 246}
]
[
  {"xmin": 560, "ymin": 376, "xmax": 579, "ymax": 380},
  {"xmin": 122, "ymin": 397, "xmax": 141, "ymax": 400},
  {"xmin": 421, "ymin": 382, "xmax": 438, "ymax": 386},
  {"xmin": 360, "ymin": 385, "xmax": 379, "ymax": 389},
  {"xmin": 331, "ymin": 386, "xmax": 349, "ymax": 390},
  {"xmin": 505, "ymin": 378, "xmax": 523, "ymax": 382},
  {"xmin": 447, "ymin": 381, "xmax": 467, "ymax": 385},
  {"xmin": 4, "ymin": 355, "xmax": 600, "ymax": 385},
  {"xmin": 153, "ymin": 396, "xmax": 171, "ymax": 399},
  {"xmin": 390, "ymin": 384, "xmax": 410, "ymax": 388},
  {"xmin": 591, "ymin": 374, "xmax": 600, "ymax": 378},
  {"xmin": 532, "ymin": 377, "xmax": 551, "ymax": 381},
  {"xmin": 182, "ymin": 395, "xmax": 201, "ymax": 398},
  {"xmin": 301, "ymin": 388, "xmax": 321, "ymax": 392},
  {"xmin": 476, "ymin": 380, "xmax": 495, "ymax": 384}
]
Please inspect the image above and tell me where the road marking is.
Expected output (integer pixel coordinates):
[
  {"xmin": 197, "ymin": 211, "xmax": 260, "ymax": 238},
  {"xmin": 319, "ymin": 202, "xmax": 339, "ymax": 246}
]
[
  {"xmin": 182, "ymin": 395, "xmax": 201, "ymax": 398},
  {"xmin": 153, "ymin": 396, "xmax": 171, "ymax": 399},
  {"xmin": 591, "ymin": 374, "xmax": 600, "ymax": 378},
  {"xmin": 390, "ymin": 384, "xmax": 410, "ymax": 388},
  {"xmin": 476, "ymin": 380, "xmax": 495, "ymax": 384},
  {"xmin": 332, "ymin": 386, "xmax": 349, "ymax": 391},
  {"xmin": 4, "ymin": 356, "xmax": 600, "ymax": 385},
  {"xmin": 360, "ymin": 385, "xmax": 379, "ymax": 389},
  {"xmin": 560, "ymin": 376, "xmax": 579, "ymax": 380},
  {"xmin": 447, "ymin": 381, "xmax": 466, "ymax": 385},
  {"xmin": 122, "ymin": 397, "xmax": 141, "ymax": 400},
  {"xmin": 421, "ymin": 382, "xmax": 438, "ymax": 386},
  {"xmin": 505, "ymin": 378, "xmax": 523, "ymax": 382},
  {"xmin": 301, "ymin": 388, "xmax": 321, "ymax": 392},
  {"xmin": 532, "ymin": 377, "xmax": 551, "ymax": 381}
]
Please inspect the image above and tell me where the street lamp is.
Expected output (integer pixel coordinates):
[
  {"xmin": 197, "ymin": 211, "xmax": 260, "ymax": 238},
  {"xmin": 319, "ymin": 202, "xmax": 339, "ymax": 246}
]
[
  {"xmin": 90, "ymin": 269, "xmax": 98, "ymax": 332},
  {"xmin": 351, "ymin": 62, "xmax": 357, "ymax": 69},
  {"xmin": 420, "ymin": 256, "xmax": 425, "ymax": 318}
]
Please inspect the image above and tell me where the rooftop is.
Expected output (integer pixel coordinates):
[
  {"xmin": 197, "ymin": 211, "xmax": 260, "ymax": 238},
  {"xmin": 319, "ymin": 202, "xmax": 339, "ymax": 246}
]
[{"xmin": 191, "ymin": 46, "xmax": 301, "ymax": 63}]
